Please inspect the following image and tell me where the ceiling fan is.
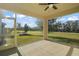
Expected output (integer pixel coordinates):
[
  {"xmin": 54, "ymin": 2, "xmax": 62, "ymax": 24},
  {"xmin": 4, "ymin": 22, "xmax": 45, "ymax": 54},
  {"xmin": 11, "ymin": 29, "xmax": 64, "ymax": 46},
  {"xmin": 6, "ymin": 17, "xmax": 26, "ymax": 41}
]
[{"xmin": 39, "ymin": 3, "xmax": 58, "ymax": 11}]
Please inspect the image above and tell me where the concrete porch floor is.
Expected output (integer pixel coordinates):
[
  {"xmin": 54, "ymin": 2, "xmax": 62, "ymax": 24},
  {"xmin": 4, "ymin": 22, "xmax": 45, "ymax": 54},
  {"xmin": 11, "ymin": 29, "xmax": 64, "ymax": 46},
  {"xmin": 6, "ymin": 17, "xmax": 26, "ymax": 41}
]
[{"xmin": 0, "ymin": 40, "xmax": 79, "ymax": 56}]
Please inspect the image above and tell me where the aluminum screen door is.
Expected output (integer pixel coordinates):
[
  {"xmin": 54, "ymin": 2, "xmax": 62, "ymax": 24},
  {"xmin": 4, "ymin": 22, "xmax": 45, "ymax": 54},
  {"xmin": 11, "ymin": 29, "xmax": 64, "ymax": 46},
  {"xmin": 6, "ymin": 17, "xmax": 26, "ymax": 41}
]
[{"xmin": 0, "ymin": 15, "xmax": 17, "ymax": 51}]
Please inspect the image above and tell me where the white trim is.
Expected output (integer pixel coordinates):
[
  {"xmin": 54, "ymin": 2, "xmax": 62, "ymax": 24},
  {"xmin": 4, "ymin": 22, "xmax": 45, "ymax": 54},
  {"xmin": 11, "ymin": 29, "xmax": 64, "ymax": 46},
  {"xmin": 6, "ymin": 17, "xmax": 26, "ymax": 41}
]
[{"xmin": 14, "ymin": 14, "xmax": 17, "ymax": 47}]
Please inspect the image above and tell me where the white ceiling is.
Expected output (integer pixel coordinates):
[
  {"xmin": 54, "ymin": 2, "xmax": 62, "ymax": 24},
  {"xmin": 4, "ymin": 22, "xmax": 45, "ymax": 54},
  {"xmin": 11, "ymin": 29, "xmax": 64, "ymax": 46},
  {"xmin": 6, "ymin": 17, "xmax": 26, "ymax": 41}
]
[{"xmin": 0, "ymin": 3, "xmax": 79, "ymax": 20}]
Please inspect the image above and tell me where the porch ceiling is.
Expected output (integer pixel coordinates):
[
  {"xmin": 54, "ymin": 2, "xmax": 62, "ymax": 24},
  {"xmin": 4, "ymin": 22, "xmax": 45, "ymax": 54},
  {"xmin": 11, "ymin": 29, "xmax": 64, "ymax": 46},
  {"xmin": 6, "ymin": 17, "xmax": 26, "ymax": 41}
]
[{"xmin": 0, "ymin": 3, "xmax": 79, "ymax": 19}]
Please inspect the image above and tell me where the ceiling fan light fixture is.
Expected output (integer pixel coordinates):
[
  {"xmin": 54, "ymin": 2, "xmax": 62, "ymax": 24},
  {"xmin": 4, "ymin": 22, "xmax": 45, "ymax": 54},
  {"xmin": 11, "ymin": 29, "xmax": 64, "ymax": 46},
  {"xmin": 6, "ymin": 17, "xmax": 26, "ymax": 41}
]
[
  {"xmin": 49, "ymin": 4, "xmax": 53, "ymax": 8},
  {"xmin": 39, "ymin": 3, "xmax": 58, "ymax": 11}
]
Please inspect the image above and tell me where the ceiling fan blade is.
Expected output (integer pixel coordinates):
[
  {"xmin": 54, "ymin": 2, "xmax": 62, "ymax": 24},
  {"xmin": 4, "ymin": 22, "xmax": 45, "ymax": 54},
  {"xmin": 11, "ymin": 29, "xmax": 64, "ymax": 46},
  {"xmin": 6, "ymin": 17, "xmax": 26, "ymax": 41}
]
[
  {"xmin": 53, "ymin": 5, "xmax": 58, "ymax": 9},
  {"xmin": 44, "ymin": 6, "xmax": 49, "ymax": 11},
  {"xmin": 39, "ymin": 3, "xmax": 58, "ymax": 5}
]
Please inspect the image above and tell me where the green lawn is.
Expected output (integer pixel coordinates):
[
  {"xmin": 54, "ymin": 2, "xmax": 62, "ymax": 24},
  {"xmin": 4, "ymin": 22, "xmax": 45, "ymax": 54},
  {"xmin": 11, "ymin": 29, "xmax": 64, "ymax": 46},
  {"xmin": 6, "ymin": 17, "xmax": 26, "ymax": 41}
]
[
  {"xmin": 17, "ymin": 31, "xmax": 43, "ymax": 46},
  {"xmin": 48, "ymin": 32, "xmax": 79, "ymax": 40},
  {"xmin": 48, "ymin": 32, "xmax": 79, "ymax": 46},
  {"xmin": 8, "ymin": 31, "xmax": 79, "ymax": 47}
]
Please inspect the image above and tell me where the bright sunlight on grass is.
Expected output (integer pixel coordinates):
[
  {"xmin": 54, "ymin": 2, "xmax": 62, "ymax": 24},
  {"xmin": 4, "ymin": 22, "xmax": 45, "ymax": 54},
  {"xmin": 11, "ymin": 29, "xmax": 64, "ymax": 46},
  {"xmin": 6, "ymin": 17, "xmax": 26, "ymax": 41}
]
[
  {"xmin": 16, "ymin": 31, "xmax": 79, "ymax": 46},
  {"xmin": 17, "ymin": 31, "xmax": 43, "ymax": 46},
  {"xmin": 48, "ymin": 32, "xmax": 79, "ymax": 46}
]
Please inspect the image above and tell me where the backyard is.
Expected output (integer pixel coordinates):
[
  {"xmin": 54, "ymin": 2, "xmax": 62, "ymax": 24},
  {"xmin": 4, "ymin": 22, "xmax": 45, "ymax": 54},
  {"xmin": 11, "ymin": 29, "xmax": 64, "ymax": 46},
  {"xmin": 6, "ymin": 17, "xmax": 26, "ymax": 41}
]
[
  {"xmin": 1, "ymin": 30, "xmax": 79, "ymax": 49},
  {"xmin": 13, "ymin": 31, "xmax": 79, "ymax": 47},
  {"xmin": 16, "ymin": 31, "xmax": 43, "ymax": 46},
  {"xmin": 48, "ymin": 32, "xmax": 79, "ymax": 46},
  {"xmin": 0, "ymin": 10, "xmax": 79, "ymax": 51}
]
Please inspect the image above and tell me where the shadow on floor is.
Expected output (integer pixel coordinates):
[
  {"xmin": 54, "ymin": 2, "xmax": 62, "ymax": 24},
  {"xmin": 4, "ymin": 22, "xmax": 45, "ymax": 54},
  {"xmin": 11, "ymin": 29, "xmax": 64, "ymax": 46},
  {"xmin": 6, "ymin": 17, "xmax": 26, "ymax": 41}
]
[
  {"xmin": 0, "ymin": 47, "xmax": 22, "ymax": 56},
  {"xmin": 66, "ymin": 46, "xmax": 74, "ymax": 56}
]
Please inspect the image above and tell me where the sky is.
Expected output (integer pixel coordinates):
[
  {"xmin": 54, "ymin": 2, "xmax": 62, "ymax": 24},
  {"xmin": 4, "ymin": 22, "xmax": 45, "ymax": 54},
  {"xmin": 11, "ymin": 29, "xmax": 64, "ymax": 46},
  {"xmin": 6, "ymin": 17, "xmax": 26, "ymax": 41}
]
[
  {"xmin": 56, "ymin": 13, "xmax": 79, "ymax": 23},
  {"xmin": 1, "ymin": 10, "xmax": 79, "ymax": 28},
  {"xmin": 1, "ymin": 10, "xmax": 39, "ymax": 28}
]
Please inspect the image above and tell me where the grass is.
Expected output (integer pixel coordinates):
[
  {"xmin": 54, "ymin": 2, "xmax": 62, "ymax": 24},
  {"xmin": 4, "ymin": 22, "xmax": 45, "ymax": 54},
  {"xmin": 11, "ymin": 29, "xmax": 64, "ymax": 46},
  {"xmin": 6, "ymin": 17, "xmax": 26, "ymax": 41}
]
[
  {"xmin": 17, "ymin": 31, "xmax": 43, "ymax": 46},
  {"xmin": 2, "ymin": 31, "xmax": 43, "ymax": 47},
  {"xmin": 48, "ymin": 32, "xmax": 79, "ymax": 46},
  {"xmin": 2, "ymin": 31, "xmax": 79, "ymax": 47},
  {"xmin": 17, "ymin": 31, "xmax": 79, "ymax": 46},
  {"xmin": 49, "ymin": 32, "xmax": 79, "ymax": 40}
]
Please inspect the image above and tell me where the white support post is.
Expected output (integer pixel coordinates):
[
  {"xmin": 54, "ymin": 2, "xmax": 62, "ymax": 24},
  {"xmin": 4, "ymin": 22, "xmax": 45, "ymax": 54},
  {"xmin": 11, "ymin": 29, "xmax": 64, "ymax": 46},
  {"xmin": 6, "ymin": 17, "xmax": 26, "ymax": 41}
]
[
  {"xmin": 14, "ymin": 14, "xmax": 17, "ymax": 47},
  {"xmin": 0, "ymin": 18, "xmax": 1, "ymax": 34},
  {"xmin": 43, "ymin": 19, "xmax": 48, "ymax": 40}
]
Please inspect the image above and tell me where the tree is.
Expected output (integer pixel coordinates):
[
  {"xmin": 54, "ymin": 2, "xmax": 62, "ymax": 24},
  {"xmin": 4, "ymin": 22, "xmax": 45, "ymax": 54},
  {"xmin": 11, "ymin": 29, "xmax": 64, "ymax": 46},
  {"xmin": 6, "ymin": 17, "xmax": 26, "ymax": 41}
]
[
  {"xmin": 24, "ymin": 24, "xmax": 29, "ymax": 33},
  {"xmin": 64, "ymin": 21, "xmax": 73, "ymax": 32},
  {"xmin": 17, "ymin": 23, "xmax": 22, "ymax": 30},
  {"xmin": 48, "ymin": 19, "xmax": 56, "ymax": 32},
  {"xmin": 55, "ymin": 21, "xmax": 63, "ymax": 32},
  {"xmin": 48, "ymin": 18, "xmax": 61, "ymax": 32},
  {"xmin": 36, "ymin": 20, "xmax": 43, "ymax": 30},
  {"xmin": 36, "ymin": 18, "xmax": 57, "ymax": 31},
  {"xmin": 62, "ymin": 20, "xmax": 79, "ymax": 32},
  {"xmin": 72, "ymin": 20, "xmax": 79, "ymax": 32}
]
